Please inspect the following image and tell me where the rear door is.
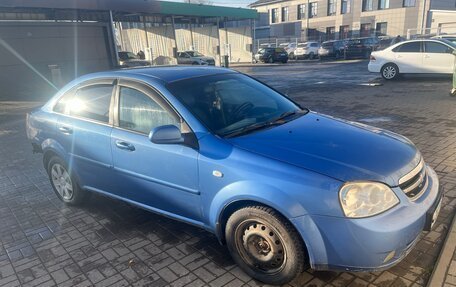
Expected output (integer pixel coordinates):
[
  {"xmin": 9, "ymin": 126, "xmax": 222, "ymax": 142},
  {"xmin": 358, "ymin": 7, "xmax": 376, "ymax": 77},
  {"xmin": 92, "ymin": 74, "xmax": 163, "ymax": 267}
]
[
  {"xmin": 392, "ymin": 41, "xmax": 424, "ymax": 73},
  {"xmin": 423, "ymin": 41, "xmax": 455, "ymax": 74},
  {"xmin": 54, "ymin": 79, "xmax": 115, "ymax": 192}
]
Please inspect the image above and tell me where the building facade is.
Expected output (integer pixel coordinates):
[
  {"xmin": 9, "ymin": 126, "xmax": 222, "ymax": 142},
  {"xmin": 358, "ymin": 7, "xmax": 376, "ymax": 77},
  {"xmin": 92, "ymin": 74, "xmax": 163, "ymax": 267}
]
[{"xmin": 250, "ymin": 0, "xmax": 456, "ymax": 40}]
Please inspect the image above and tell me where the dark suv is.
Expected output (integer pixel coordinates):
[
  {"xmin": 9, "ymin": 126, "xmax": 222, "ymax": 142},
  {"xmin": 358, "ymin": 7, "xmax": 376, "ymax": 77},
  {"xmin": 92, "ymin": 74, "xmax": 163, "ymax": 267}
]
[
  {"xmin": 343, "ymin": 37, "xmax": 379, "ymax": 59},
  {"xmin": 318, "ymin": 40, "xmax": 346, "ymax": 59},
  {"xmin": 254, "ymin": 47, "xmax": 289, "ymax": 63}
]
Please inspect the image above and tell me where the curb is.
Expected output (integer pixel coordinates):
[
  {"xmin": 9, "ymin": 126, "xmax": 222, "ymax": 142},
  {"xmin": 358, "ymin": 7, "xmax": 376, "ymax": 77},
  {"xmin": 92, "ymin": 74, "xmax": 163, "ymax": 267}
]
[{"xmin": 427, "ymin": 210, "xmax": 456, "ymax": 286}]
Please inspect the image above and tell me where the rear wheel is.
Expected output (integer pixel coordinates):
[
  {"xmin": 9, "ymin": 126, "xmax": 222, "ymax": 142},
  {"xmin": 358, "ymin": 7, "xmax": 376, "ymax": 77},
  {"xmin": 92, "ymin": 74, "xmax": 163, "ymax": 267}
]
[
  {"xmin": 47, "ymin": 156, "xmax": 87, "ymax": 205},
  {"xmin": 381, "ymin": 63, "xmax": 399, "ymax": 80},
  {"xmin": 225, "ymin": 206, "xmax": 306, "ymax": 285},
  {"xmin": 335, "ymin": 51, "xmax": 341, "ymax": 59},
  {"xmin": 308, "ymin": 52, "xmax": 315, "ymax": 60}
]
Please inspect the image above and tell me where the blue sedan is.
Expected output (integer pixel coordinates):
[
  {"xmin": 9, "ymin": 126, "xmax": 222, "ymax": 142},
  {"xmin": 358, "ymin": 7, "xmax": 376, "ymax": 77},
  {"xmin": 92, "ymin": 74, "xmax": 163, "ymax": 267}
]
[{"xmin": 26, "ymin": 67, "xmax": 441, "ymax": 285}]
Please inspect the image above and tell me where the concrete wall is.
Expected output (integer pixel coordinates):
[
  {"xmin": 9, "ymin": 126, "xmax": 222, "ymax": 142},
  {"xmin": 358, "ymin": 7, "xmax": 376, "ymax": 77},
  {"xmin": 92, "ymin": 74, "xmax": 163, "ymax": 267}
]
[
  {"xmin": 428, "ymin": 10, "xmax": 456, "ymax": 34},
  {"xmin": 0, "ymin": 22, "xmax": 114, "ymax": 100}
]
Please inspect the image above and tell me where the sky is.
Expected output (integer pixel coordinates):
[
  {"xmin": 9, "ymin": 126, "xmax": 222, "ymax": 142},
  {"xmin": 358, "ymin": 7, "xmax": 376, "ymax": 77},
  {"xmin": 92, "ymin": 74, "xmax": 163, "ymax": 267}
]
[{"xmin": 165, "ymin": 0, "xmax": 254, "ymax": 8}]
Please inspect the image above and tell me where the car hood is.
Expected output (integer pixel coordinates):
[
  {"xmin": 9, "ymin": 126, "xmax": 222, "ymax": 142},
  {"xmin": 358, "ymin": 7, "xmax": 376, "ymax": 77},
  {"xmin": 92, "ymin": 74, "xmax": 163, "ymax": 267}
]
[{"xmin": 227, "ymin": 112, "xmax": 420, "ymax": 186}]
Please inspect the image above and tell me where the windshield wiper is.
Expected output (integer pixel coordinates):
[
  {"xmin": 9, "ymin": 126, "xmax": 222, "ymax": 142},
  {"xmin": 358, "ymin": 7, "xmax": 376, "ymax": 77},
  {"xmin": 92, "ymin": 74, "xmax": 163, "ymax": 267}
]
[{"xmin": 223, "ymin": 109, "xmax": 307, "ymax": 138}]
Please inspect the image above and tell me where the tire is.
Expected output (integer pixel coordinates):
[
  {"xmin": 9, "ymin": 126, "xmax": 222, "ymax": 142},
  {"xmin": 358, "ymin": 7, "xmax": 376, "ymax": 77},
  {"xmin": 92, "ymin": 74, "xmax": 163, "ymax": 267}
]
[
  {"xmin": 268, "ymin": 57, "xmax": 274, "ymax": 63},
  {"xmin": 335, "ymin": 51, "xmax": 341, "ymax": 60},
  {"xmin": 47, "ymin": 156, "xmax": 87, "ymax": 205},
  {"xmin": 192, "ymin": 62, "xmax": 199, "ymax": 65},
  {"xmin": 381, "ymin": 63, "xmax": 400, "ymax": 80},
  {"xmin": 282, "ymin": 59, "xmax": 288, "ymax": 64},
  {"xmin": 289, "ymin": 53, "xmax": 294, "ymax": 60},
  {"xmin": 308, "ymin": 52, "xmax": 315, "ymax": 60},
  {"xmin": 225, "ymin": 206, "xmax": 306, "ymax": 285}
]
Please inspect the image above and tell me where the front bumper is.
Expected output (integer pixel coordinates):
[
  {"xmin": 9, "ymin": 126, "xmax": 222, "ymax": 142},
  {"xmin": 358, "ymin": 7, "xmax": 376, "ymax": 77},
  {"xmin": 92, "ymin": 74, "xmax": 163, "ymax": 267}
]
[{"xmin": 292, "ymin": 165, "xmax": 441, "ymax": 271}]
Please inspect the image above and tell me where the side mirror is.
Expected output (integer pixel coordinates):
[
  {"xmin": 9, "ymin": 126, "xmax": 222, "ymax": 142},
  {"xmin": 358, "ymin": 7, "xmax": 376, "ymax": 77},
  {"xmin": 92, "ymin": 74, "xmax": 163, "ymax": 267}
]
[{"xmin": 149, "ymin": 125, "xmax": 184, "ymax": 145}]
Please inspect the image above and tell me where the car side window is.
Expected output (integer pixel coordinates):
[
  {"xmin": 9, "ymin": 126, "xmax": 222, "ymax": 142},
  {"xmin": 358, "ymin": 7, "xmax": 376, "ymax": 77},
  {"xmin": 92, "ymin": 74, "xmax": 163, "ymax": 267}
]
[
  {"xmin": 53, "ymin": 91, "xmax": 74, "ymax": 114},
  {"xmin": 394, "ymin": 42, "xmax": 421, "ymax": 53},
  {"xmin": 425, "ymin": 42, "xmax": 451, "ymax": 53},
  {"xmin": 68, "ymin": 85, "xmax": 113, "ymax": 123},
  {"xmin": 119, "ymin": 87, "xmax": 179, "ymax": 134}
]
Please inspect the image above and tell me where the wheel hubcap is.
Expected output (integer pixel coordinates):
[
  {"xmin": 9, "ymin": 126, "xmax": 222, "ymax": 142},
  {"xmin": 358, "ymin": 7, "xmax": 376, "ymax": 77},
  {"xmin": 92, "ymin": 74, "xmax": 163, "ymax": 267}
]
[
  {"xmin": 236, "ymin": 221, "xmax": 286, "ymax": 274},
  {"xmin": 383, "ymin": 66, "xmax": 396, "ymax": 79},
  {"xmin": 51, "ymin": 164, "xmax": 73, "ymax": 200}
]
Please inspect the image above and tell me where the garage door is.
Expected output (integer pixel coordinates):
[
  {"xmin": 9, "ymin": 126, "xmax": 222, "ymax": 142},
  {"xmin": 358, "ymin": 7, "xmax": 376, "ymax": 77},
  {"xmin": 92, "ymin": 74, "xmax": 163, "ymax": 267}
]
[{"xmin": 0, "ymin": 22, "xmax": 115, "ymax": 100}]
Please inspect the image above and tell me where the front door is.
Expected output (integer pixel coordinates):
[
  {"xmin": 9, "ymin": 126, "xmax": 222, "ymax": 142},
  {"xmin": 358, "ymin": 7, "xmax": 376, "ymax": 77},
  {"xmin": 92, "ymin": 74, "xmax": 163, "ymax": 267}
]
[
  {"xmin": 423, "ymin": 41, "xmax": 455, "ymax": 74},
  {"xmin": 110, "ymin": 80, "xmax": 201, "ymax": 221}
]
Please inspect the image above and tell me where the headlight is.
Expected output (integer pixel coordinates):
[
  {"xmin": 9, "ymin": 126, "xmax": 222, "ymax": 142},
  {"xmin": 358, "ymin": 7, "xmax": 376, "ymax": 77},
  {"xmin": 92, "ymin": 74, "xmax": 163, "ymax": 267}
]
[{"xmin": 339, "ymin": 182, "xmax": 399, "ymax": 218}]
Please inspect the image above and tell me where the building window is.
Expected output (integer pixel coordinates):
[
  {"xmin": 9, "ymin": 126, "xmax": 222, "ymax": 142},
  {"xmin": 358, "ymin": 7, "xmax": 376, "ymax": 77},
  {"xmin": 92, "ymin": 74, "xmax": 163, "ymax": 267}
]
[
  {"xmin": 297, "ymin": 4, "xmax": 306, "ymax": 19},
  {"xmin": 403, "ymin": 0, "xmax": 415, "ymax": 6},
  {"xmin": 281, "ymin": 7, "xmax": 289, "ymax": 22},
  {"xmin": 378, "ymin": 0, "xmax": 389, "ymax": 9},
  {"xmin": 360, "ymin": 23, "xmax": 372, "ymax": 37},
  {"xmin": 339, "ymin": 25, "xmax": 350, "ymax": 39},
  {"xmin": 376, "ymin": 22, "xmax": 388, "ymax": 36},
  {"xmin": 326, "ymin": 26, "xmax": 336, "ymax": 40},
  {"xmin": 271, "ymin": 8, "xmax": 279, "ymax": 23},
  {"xmin": 341, "ymin": 0, "xmax": 351, "ymax": 13},
  {"xmin": 327, "ymin": 0, "xmax": 336, "ymax": 15},
  {"xmin": 362, "ymin": 0, "xmax": 374, "ymax": 11},
  {"xmin": 309, "ymin": 2, "xmax": 318, "ymax": 18}
]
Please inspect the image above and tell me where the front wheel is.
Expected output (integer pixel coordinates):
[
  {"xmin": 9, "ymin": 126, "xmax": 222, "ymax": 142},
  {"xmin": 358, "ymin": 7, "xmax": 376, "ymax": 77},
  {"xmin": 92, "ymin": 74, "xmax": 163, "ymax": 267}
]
[
  {"xmin": 381, "ymin": 63, "xmax": 400, "ymax": 80},
  {"xmin": 308, "ymin": 52, "xmax": 315, "ymax": 60},
  {"xmin": 47, "ymin": 156, "xmax": 87, "ymax": 205},
  {"xmin": 225, "ymin": 206, "xmax": 306, "ymax": 285}
]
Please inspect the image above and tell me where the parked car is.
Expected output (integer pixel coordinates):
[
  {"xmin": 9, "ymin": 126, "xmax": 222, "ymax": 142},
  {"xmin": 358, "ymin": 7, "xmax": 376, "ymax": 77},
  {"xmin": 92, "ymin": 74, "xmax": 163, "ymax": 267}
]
[
  {"xmin": 342, "ymin": 38, "xmax": 375, "ymax": 59},
  {"xmin": 318, "ymin": 40, "xmax": 346, "ymax": 59},
  {"xmin": 254, "ymin": 47, "xmax": 288, "ymax": 63},
  {"xmin": 294, "ymin": 42, "xmax": 320, "ymax": 59},
  {"xmin": 118, "ymin": 51, "xmax": 151, "ymax": 67},
  {"xmin": 377, "ymin": 37, "xmax": 394, "ymax": 51},
  {"xmin": 177, "ymin": 51, "xmax": 215, "ymax": 65},
  {"xmin": 432, "ymin": 34, "xmax": 456, "ymax": 44},
  {"xmin": 279, "ymin": 42, "xmax": 297, "ymax": 59},
  {"xmin": 368, "ymin": 39, "xmax": 456, "ymax": 80},
  {"xmin": 27, "ymin": 66, "xmax": 441, "ymax": 285}
]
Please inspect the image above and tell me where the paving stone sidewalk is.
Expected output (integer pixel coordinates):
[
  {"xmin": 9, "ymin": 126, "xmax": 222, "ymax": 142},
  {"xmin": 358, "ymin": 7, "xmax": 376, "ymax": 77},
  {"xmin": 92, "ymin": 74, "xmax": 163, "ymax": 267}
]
[{"xmin": 0, "ymin": 62, "xmax": 455, "ymax": 286}]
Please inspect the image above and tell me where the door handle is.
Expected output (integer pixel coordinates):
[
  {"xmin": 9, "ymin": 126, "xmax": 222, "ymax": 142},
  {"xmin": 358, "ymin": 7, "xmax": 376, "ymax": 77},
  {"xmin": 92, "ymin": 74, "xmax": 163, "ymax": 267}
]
[
  {"xmin": 115, "ymin": 140, "xmax": 135, "ymax": 151},
  {"xmin": 58, "ymin": 126, "xmax": 72, "ymax": 134}
]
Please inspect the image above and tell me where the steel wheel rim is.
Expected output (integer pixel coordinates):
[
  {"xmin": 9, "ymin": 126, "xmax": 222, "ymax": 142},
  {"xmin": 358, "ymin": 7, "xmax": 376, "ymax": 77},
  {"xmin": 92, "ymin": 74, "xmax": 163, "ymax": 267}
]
[
  {"xmin": 51, "ymin": 163, "xmax": 73, "ymax": 200},
  {"xmin": 383, "ymin": 66, "xmax": 396, "ymax": 79},
  {"xmin": 234, "ymin": 219, "xmax": 287, "ymax": 275}
]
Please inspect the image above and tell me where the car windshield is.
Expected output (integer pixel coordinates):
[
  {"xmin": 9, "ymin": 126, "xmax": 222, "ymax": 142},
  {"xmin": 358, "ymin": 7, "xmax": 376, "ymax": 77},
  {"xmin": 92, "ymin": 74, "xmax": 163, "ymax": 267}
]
[
  {"xmin": 440, "ymin": 38, "xmax": 456, "ymax": 48},
  {"xmin": 167, "ymin": 73, "xmax": 307, "ymax": 137},
  {"xmin": 119, "ymin": 52, "xmax": 138, "ymax": 61},
  {"xmin": 187, "ymin": 51, "xmax": 204, "ymax": 57}
]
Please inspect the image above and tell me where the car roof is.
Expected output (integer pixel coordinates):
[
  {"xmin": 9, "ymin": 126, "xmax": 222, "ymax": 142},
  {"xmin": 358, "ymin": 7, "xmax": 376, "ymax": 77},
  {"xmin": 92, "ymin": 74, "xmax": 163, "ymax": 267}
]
[{"xmin": 77, "ymin": 66, "xmax": 237, "ymax": 84}]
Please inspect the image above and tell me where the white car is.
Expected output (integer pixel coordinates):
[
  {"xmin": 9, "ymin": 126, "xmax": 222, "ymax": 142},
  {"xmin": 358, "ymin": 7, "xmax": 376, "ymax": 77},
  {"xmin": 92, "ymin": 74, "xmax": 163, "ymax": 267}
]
[
  {"xmin": 279, "ymin": 42, "xmax": 297, "ymax": 59},
  {"xmin": 294, "ymin": 42, "xmax": 320, "ymax": 59},
  {"xmin": 368, "ymin": 39, "xmax": 456, "ymax": 80},
  {"xmin": 432, "ymin": 35, "xmax": 456, "ymax": 44}
]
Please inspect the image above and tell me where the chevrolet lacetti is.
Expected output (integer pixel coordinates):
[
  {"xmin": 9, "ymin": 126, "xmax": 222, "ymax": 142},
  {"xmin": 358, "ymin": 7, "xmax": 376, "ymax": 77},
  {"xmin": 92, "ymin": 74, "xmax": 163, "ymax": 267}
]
[{"xmin": 26, "ymin": 67, "xmax": 442, "ymax": 285}]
